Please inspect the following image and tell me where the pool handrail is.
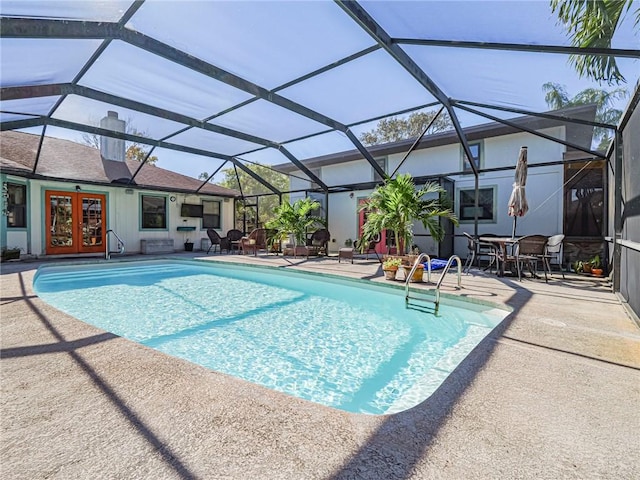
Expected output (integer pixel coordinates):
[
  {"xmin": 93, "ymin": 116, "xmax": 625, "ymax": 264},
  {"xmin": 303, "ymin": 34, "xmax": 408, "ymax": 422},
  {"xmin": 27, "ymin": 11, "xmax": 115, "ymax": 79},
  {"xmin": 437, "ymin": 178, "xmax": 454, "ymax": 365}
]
[
  {"xmin": 106, "ymin": 229, "xmax": 125, "ymax": 260},
  {"xmin": 404, "ymin": 253, "xmax": 432, "ymax": 302},
  {"xmin": 434, "ymin": 255, "xmax": 462, "ymax": 312}
]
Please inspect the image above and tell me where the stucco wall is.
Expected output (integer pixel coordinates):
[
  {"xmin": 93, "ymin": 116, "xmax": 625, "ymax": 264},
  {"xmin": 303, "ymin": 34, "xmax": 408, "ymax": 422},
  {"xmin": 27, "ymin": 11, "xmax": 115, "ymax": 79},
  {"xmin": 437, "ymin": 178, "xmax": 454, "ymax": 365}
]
[
  {"xmin": 1, "ymin": 176, "xmax": 236, "ymax": 257},
  {"xmin": 288, "ymin": 126, "xmax": 568, "ymax": 259}
]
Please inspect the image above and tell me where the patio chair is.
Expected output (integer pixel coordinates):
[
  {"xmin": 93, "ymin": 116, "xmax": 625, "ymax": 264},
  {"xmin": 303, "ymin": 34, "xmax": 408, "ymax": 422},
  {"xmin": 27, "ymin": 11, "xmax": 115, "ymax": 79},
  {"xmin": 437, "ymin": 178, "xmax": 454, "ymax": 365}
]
[
  {"xmin": 462, "ymin": 232, "xmax": 498, "ymax": 273},
  {"xmin": 206, "ymin": 228, "xmax": 223, "ymax": 254},
  {"xmin": 306, "ymin": 228, "xmax": 330, "ymax": 256},
  {"xmin": 240, "ymin": 228, "xmax": 267, "ymax": 256},
  {"xmin": 513, "ymin": 234, "xmax": 550, "ymax": 282},
  {"xmin": 354, "ymin": 235, "xmax": 381, "ymax": 262},
  {"xmin": 544, "ymin": 234, "xmax": 565, "ymax": 278},
  {"xmin": 221, "ymin": 229, "xmax": 243, "ymax": 253}
]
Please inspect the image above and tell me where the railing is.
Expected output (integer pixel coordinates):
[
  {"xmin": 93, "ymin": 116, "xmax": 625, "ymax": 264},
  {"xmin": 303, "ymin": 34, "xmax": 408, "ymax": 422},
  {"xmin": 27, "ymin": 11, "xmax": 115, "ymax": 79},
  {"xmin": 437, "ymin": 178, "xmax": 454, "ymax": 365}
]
[
  {"xmin": 404, "ymin": 254, "xmax": 462, "ymax": 312},
  {"xmin": 434, "ymin": 255, "xmax": 462, "ymax": 312},
  {"xmin": 105, "ymin": 229, "xmax": 125, "ymax": 260},
  {"xmin": 404, "ymin": 253, "xmax": 432, "ymax": 302}
]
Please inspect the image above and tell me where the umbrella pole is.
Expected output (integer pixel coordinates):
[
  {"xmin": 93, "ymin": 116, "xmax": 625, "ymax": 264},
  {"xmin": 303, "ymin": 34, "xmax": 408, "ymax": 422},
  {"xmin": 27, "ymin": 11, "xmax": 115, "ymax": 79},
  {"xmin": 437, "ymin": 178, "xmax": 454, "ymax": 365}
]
[{"xmin": 512, "ymin": 217, "xmax": 517, "ymax": 238}]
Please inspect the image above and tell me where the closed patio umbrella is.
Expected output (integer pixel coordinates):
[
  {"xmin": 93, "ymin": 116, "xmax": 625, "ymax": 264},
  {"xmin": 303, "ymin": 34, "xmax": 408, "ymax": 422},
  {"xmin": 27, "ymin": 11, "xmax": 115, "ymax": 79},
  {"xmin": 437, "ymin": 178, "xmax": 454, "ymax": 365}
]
[{"xmin": 508, "ymin": 146, "xmax": 529, "ymax": 238}]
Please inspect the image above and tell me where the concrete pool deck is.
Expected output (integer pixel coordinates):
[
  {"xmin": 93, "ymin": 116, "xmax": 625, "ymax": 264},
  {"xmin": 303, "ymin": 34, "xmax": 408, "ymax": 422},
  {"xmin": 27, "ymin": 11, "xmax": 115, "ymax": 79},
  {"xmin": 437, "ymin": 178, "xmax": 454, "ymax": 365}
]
[{"xmin": 1, "ymin": 252, "xmax": 639, "ymax": 479}]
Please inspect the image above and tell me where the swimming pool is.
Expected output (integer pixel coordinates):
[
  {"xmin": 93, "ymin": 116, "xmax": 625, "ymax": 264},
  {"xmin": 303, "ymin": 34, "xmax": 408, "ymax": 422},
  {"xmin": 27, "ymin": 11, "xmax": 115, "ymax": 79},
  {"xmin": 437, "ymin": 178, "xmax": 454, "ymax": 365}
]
[{"xmin": 34, "ymin": 259, "xmax": 508, "ymax": 414}]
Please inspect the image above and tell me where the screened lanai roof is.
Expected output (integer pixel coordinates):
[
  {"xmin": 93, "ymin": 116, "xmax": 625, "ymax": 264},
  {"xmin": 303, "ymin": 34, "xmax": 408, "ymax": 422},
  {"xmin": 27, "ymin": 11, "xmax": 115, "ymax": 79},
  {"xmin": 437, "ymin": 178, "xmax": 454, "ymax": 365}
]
[{"xmin": 1, "ymin": 1, "xmax": 639, "ymax": 196}]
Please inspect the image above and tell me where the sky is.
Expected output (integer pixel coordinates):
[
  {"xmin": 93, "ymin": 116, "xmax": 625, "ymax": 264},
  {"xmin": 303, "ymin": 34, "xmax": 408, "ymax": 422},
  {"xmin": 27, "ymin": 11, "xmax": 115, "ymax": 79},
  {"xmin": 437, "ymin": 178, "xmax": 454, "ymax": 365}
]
[{"xmin": 3, "ymin": 0, "xmax": 639, "ymax": 182}]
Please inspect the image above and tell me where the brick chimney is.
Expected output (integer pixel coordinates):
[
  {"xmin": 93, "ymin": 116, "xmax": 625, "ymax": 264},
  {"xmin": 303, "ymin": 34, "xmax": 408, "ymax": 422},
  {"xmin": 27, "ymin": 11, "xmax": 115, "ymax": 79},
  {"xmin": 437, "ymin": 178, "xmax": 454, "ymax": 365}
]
[{"xmin": 99, "ymin": 111, "xmax": 126, "ymax": 161}]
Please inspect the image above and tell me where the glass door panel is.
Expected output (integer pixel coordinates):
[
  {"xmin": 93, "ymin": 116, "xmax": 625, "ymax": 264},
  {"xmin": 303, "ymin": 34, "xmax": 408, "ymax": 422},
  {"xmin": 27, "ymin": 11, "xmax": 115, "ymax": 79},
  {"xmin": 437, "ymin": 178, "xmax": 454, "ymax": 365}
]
[
  {"xmin": 48, "ymin": 193, "xmax": 75, "ymax": 254},
  {"xmin": 80, "ymin": 195, "xmax": 104, "ymax": 252}
]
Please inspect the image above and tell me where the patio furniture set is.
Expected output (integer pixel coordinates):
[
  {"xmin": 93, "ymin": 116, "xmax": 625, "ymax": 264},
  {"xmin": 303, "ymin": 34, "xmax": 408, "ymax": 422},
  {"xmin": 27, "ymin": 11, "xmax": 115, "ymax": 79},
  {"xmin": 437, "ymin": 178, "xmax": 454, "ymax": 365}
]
[
  {"xmin": 463, "ymin": 232, "xmax": 566, "ymax": 282},
  {"xmin": 206, "ymin": 228, "xmax": 331, "ymax": 258}
]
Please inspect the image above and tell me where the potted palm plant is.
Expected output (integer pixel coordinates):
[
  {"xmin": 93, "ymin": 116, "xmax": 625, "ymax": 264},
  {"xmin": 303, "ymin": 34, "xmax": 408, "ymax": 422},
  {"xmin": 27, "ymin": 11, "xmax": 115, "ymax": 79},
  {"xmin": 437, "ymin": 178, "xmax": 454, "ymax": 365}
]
[
  {"xmin": 266, "ymin": 197, "xmax": 325, "ymax": 255},
  {"xmin": 359, "ymin": 173, "xmax": 459, "ymax": 257}
]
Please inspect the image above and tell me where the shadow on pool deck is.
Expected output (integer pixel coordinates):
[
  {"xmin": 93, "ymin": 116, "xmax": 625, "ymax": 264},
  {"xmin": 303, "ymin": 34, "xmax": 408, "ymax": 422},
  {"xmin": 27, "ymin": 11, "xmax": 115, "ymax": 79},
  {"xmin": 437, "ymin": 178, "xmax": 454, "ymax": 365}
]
[{"xmin": 1, "ymin": 252, "xmax": 639, "ymax": 479}]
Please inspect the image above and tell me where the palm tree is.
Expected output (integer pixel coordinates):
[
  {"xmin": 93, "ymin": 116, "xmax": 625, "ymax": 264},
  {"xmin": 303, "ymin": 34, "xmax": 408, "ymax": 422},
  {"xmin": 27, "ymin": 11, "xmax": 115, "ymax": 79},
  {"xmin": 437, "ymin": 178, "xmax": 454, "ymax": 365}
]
[
  {"xmin": 550, "ymin": 0, "xmax": 639, "ymax": 85},
  {"xmin": 359, "ymin": 174, "xmax": 458, "ymax": 255},
  {"xmin": 266, "ymin": 197, "xmax": 325, "ymax": 247},
  {"xmin": 542, "ymin": 82, "xmax": 628, "ymax": 148}
]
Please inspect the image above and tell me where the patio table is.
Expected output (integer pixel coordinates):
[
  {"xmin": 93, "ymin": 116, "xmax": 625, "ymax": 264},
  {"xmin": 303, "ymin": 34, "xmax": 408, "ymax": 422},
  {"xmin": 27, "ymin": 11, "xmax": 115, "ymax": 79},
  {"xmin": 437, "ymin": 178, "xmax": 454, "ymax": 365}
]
[{"xmin": 479, "ymin": 236, "xmax": 518, "ymax": 277}]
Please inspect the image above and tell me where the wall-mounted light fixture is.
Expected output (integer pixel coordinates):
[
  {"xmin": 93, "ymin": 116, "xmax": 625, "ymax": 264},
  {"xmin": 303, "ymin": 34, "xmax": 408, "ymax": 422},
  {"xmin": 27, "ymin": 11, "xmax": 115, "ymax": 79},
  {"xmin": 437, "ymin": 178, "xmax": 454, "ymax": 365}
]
[
  {"xmin": 75, "ymin": 185, "xmax": 81, "ymax": 192},
  {"xmin": 349, "ymin": 192, "xmax": 354, "ymax": 198},
  {"xmin": 169, "ymin": 195, "xmax": 177, "ymax": 202}
]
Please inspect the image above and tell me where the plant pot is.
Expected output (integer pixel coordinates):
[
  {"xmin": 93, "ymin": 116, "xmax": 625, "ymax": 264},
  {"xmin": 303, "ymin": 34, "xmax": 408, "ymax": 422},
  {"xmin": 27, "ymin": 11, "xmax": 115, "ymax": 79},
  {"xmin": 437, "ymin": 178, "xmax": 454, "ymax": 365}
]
[
  {"xmin": 403, "ymin": 265, "xmax": 424, "ymax": 283},
  {"xmin": 1, "ymin": 249, "xmax": 21, "ymax": 261},
  {"xmin": 582, "ymin": 263, "xmax": 592, "ymax": 274},
  {"xmin": 184, "ymin": 242, "xmax": 194, "ymax": 252},
  {"xmin": 591, "ymin": 268, "xmax": 604, "ymax": 277},
  {"xmin": 383, "ymin": 267, "xmax": 398, "ymax": 280}
]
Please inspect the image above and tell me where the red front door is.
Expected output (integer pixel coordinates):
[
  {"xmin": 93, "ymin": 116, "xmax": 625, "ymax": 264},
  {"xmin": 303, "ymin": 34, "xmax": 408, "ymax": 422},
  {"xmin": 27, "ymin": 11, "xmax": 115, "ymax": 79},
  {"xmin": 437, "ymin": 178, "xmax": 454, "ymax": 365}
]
[
  {"xmin": 46, "ymin": 190, "xmax": 106, "ymax": 255},
  {"xmin": 357, "ymin": 198, "xmax": 390, "ymax": 254}
]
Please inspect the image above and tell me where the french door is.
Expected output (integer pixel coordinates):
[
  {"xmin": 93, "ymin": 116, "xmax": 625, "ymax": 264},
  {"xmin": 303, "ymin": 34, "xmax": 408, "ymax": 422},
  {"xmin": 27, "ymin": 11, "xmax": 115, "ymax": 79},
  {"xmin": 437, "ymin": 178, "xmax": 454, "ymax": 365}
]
[{"xmin": 46, "ymin": 190, "xmax": 106, "ymax": 255}]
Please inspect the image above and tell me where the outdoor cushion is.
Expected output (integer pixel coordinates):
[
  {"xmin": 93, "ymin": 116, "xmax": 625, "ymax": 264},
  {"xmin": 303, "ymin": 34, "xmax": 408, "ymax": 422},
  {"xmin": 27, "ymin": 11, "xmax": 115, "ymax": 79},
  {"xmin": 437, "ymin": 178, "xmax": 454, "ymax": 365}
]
[{"xmin": 423, "ymin": 258, "xmax": 458, "ymax": 270}]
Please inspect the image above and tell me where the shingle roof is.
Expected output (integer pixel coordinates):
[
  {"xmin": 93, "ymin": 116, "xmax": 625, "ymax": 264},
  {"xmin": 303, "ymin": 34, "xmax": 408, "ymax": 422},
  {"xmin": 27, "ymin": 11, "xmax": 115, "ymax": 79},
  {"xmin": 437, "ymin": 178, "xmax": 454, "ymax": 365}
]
[{"xmin": 0, "ymin": 131, "xmax": 239, "ymax": 197}]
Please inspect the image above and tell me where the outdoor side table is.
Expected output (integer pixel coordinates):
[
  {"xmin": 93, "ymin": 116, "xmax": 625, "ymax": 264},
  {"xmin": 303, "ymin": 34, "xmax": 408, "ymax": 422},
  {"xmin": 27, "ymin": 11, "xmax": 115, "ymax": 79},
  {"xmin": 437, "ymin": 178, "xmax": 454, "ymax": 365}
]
[{"xmin": 338, "ymin": 247, "xmax": 354, "ymax": 263}]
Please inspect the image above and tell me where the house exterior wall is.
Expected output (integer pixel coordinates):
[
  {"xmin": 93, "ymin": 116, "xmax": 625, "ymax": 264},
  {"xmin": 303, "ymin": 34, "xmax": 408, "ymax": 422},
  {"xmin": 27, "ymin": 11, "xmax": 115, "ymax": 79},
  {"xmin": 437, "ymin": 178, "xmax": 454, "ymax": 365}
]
[
  {"xmin": 287, "ymin": 126, "xmax": 568, "ymax": 258},
  {"xmin": 1, "ymin": 174, "xmax": 236, "ymax": 257}
]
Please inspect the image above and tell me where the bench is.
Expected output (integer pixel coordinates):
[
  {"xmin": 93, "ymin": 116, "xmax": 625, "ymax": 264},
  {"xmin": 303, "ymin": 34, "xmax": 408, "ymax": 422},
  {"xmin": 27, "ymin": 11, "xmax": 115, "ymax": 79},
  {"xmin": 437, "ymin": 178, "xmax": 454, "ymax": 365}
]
[{"xmin": 140, "ymin": 239, "xmax": 175, "ymax": 254}]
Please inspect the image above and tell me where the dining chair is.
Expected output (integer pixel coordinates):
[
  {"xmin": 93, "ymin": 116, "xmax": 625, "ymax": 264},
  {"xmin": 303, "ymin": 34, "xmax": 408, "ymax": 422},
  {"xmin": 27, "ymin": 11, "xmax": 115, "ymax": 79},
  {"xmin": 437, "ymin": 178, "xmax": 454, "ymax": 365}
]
[
  {"xmin": 544, "ymin": 234, "xmax": 565, "ymax": 278},
  {"xmin": 513, "ymin": 235, "xmax": 550, "ymax": 282},
  {"xmin": 462, "ymin": 232, "xmax": 499, "ymax": 274}
]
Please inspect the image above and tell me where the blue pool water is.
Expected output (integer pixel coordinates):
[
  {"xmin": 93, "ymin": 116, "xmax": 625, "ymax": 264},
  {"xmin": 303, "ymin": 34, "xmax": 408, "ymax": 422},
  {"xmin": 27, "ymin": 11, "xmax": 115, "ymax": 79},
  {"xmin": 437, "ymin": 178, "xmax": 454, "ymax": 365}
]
[{"xmin": 34, "ymin": 260, "xmax": 507, "ymax": 414}]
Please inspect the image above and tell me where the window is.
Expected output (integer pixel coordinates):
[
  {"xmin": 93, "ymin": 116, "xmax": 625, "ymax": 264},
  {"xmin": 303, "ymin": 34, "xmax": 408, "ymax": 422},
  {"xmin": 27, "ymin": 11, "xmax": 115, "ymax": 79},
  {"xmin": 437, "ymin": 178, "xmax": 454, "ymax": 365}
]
[
  {"xmin": 202, "ymin": 200, "xmax": 221, "ymax": 229},
  {"xmin": 5, "ymin": 183, "xmax": 26, "ymax": 228},
  {"xmin": 461, "ymin": 141, "xmax": 482, "ymax": 173},
  {"xmin": 141, "ymin": 195, "xmax": 166, "ymax": 229},
  {"xmin": 458, "ymin": 187, "xmax": 496, "ymax": 222},
  {"xmin": 372, "ymin": 157, "xmax": 387, "ymax": 182}
]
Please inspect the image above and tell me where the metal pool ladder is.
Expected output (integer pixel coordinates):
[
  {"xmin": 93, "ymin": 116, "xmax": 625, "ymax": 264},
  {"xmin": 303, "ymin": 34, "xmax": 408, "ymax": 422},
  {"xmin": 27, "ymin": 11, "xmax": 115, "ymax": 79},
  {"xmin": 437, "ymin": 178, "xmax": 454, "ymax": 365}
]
[
  {"xmin": 105, "ymin": 229, "xmax": 125, "ymax": 260},
  {"xmin": 405, "ymin": 254, "xmax": 462, "ymax": 313}
]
